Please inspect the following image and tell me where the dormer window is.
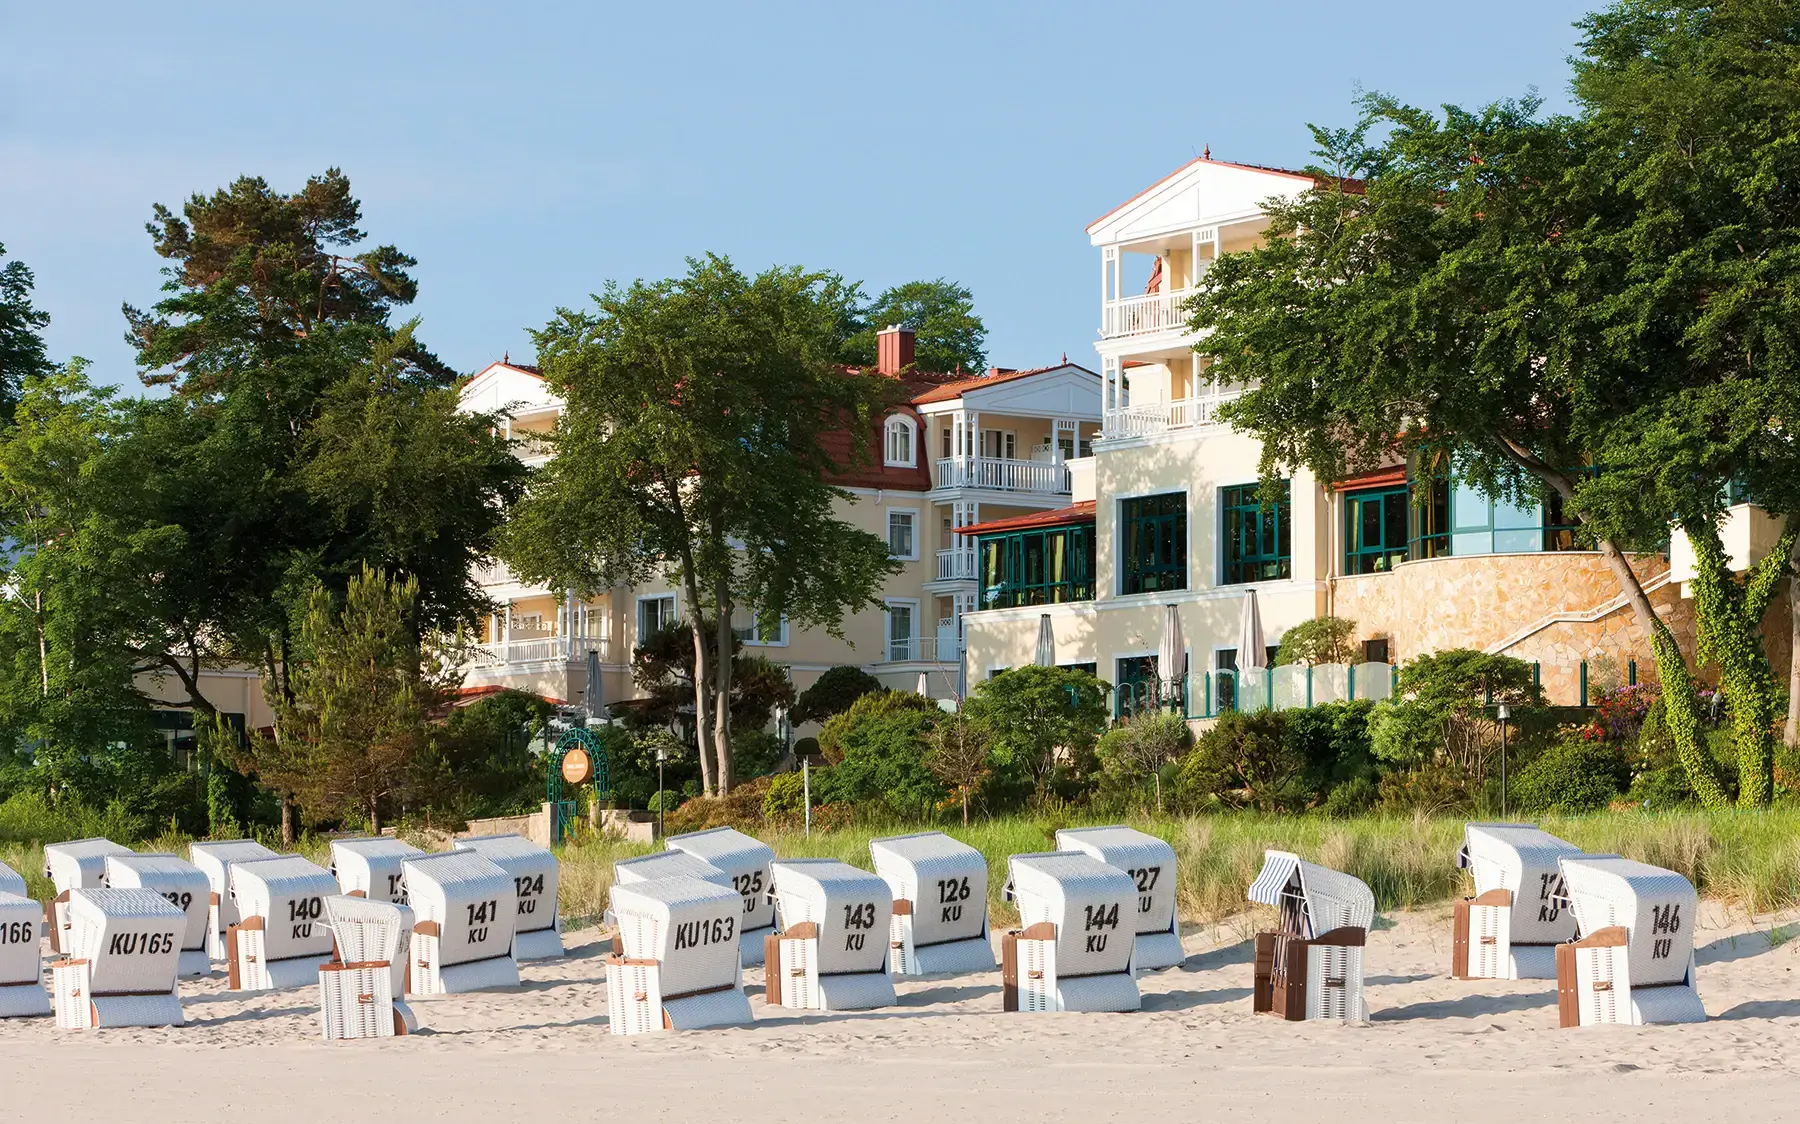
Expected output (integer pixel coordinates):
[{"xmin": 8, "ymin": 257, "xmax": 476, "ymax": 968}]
[{"xmin": 884, "ymin": 415, "xmax": 917, "ymax": 467}]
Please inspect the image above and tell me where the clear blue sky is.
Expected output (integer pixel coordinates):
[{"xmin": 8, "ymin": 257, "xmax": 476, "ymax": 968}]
[{"xmin": 3, "ymin": 1, "xmax": 1594, "ymax": 388}]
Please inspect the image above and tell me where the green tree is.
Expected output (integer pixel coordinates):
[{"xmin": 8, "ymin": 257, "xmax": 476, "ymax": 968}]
[
  {"xmin": 962, "ymin": 666, "xmax": 1109, "ymax": 804},
  {"xmin": 276, "ymin": 566, "xmax": 430, "ymax": 834},
  {"xmin": 793, "ymin": 664, "xmax": 885, "ymax": 725},
  {"xmin": 0, "ymin": 241, "xmax": 51, "ymax": 422},
  {"xmin": 500, "ymin": 254, "xmax": 899, "ymax": 795},
  {"xmin": 1095, "ymin": 712, "xmax": 1192, "ymax": 810},
  {"xmin": 814, "ymin": 690, "xmax": 943, "ymax": 817},
  {"xmin": 838, "ymin": 279, "xmax": 988, "ymax": 374},
  {"xmin": 1273, "ymin": 616, "xmax": 1358, "ymax": 666},
  {"xmin": 925, "ymin": 709, "xmax": 995, "ymax": 825}
]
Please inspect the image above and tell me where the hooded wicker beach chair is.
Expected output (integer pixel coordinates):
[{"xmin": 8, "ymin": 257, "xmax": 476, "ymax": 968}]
[
  {"xmin": 227, "ymin": 855, "xmax": 339, "ymax": 991},
  {"xmin": 606, "ymin": 874, "xmax": 753, "ymax": 1034},
  {"xmin": 1055, "ymin": 825, "xmax": 1183, "ymax": 972},
  {"xmin": 189, "ymin": 840, "xmax": 278, "ymax": 961},
  {"xmin": 1453, "ymin": 823, "xmax": 1584, "ymax": 980},
  {"xmin": 42, "ymin": 838, "xmax": 131, "ymax": 955},
  {"xmin": 870, "ymin": 831, "xmax": 994, "ymax": 976},
  {"xmin": 1247, "ymin": 850, "xmax": 1375, "ymax": 1022},
  {"xmin": 665, "ymin": 826, "xmax": 777, "ymax": 968},
  {"xmin": 330, "ymin": 838, "xmax": 424, "ymax": 905},
  {"xmin": 766, "ymin": 858, "xmax": 896, "ymax": 1011},
  {"xmin": 0, "ymin": 859, "xmax": 25, "ymax": 898},
  {"xmin": 454, "ymin": 834, "xmax": 562, "ymax": 960},
  {"xmin": 1000, "ymin": 851, "xmax": 1140, "ymax": 1013},
  {"xmin": 51, "ymin": 887, "xmax": 184, "ymax": 1029},
  {"xmin": 316, "ymin": 895, "xmax": 417, "ymax": 1039},
  {"xmin": 0, "ymin": 890, "xmax": 48, "ymax": 1018},
  {"xmin": 403, "ymin": 851, "xmax": 520, "ymax": 995},
  {"xmin": 1553, "ymin": 854, "xmax": 1704, "ymax": 1026},
  {"xmin": 104, "ymin": 853, "xmax": 212, "ymax": 978}
]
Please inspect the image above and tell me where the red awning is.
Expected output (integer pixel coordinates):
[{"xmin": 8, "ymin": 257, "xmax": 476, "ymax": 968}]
[
  {"xmin": 957, "ymin": 500, "xmax": 1096, "ymax": 536},
  {"xmin": 1333, "ymin": 464, "xmax": 1407, "ymax": 491}
]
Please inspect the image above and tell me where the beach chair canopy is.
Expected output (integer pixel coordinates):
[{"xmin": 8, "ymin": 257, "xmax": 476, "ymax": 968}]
[
  {"xmin": 455, "ymin": 833, "xmax": 559, "ymax": 937},
  {"xmin": 1556, "ymin": 854, "xmax": 1697, "ymax": 988},
  {"xmin": 666, "ymin": 826, "xmax": 777, "ymax": 933},
  {"xmin": 770, "ymin": 858, "xmax": 893, "ymax": 976},
  {"xmin": 66, "ymin": 887, "xmax": 185, "ymax": 992},
  {"xmin": 189, "ymin": 840, "xmax": 278, "ymax": 895},
  {"xmin": 44, "ymin": 838, "xmax": 132, "ymax": 893},
  {"xmin": 1005, "ymin": 850, "xmax": 1137, "ymax": 976},
  {"xmin": 613, "ymin": 849, "xmax": 730, "ymax": 887},
  {"xmin": 1247, "ymin": 850, "xmax": 1375, "ymax": 938},
  {"xmin": 230, "ymin": 855, "xmax": 339, "ymax": 961},
  {"xmin": 610, "ymin": 875, "xmax": 743, "ymax": 993},
  {"xmin": 104, "ymin": 854, "xmax": 209, "ymax": 957},
  {"xmin": 1055, "ymin": 825, "xmax": 1177, "ymax": 937},
  {"xmin": 330, "ymin": 837, "xmax": 424, "ymax": 903},
  {"xmin": 870, "ymin": 831, "xmax": 988, "ymax": 948},
  {"xmin": 1457, "ymin": 823, "xmax": 1584, "ymax": 943},
  {"xmin": 0, "ymin": 861, "xmax": 24, "ymax": 898},
  {"xmin": 404, "ymin": 851, "xmax": 517, "ymax": 968}
]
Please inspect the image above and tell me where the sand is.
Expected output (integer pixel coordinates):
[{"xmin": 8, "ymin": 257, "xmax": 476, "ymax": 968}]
[{"xmin": 4, "ymin": 902, "xmax": 1798, "ymax": 1122}]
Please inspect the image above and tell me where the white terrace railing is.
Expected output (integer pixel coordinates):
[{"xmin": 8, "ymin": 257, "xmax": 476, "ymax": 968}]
[
  {"xmin": 935, "ymin": 547, "xmax": 978, "ymax": 582},
  {"xmin": 1101, "ymin": 395, "xmax": 1227, "ymax": 439},
  {"xmin": 473, "ymin": 634, "xmax": 611, "ymax": 667},
  {"xmin": 1102, "ymin": 288, "xmax": 1194, "ymax": 339},
  {"xmin": 880, "ymin": 635, "xmax": 963, "ymax": 664},
  {"xmin": 934, "ymin": 456, "xmax": 1071, "ymax": 494}
]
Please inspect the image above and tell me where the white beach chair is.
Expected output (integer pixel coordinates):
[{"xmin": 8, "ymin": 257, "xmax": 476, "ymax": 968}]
[
  {"xmin": 316, "ymin": 895, "xmax": 417, "ymax": 1039},
  {"xmin": 51, "ymin": 887, "xmax": 184, "ymax": 1029},
  {"xmin": 227, "ymin": 855, "xmax": 339, "ymax": 991},
  {"xmin": 104, "ymin": 853, "xmax": 212, "ymax": 978},
  {"xmin": 455, "ymin": 833, "xmax": 562, "ymax": 960},
  {"xmin": 606, "ymin": 875, "xmax": 753, "ymax": 1034},
  {"xmin": 1554, "ymin": 854, "xmax": 1704, "ymax": 1026},
  {"xmin": 665, "ymin": 826, "xmax": 777, "ymax": 968},
  {"xmin": 1247, "ymin": 850, "xmax": 1375, "ymax": 1022},
  {"xmin": 0, "ymin": 859, "xmax": 26, "ymax": 898},
  {"xmin": 1454, "ymin": 823, "xmax": 1584, "ymax": 980},
  {"xmin": 43, "ymin": 838, "xmax": 132, "ymax": 955},
  {"xmin": 766, "ymin": 858, "xmax": 896, "ymax": 1011},
  {"xmin": 0, "ymin": 891, "xmax": 49, "ymax": 1018},
  {"xmin": 870, "ymin": 831, "xmax": 995, "ymax": 976},
  {"xmin": 1055, "ymin": 825, "xmax": 1183, "ymax": 971},
  {"xmin": 330, "ymin": 837, "xmax": 424, "ymax": 904},
  {"xmin": 1001, "ymin": 851, "xmax": 1140, "ymax": 1013},
  {"xmin": 189, "ymin": 839, "xmax": 278, "ymax": 961},
  {"xmin": 403, "ymin": 851, "xmax": 520, "ymax": 995}
]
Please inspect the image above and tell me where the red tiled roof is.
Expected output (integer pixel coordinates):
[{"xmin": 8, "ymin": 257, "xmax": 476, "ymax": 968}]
[
  {"xmin": 909, "ymin": 362, "xmax": 1098, "ymax": 405},
  {"xmin": 1334, "ymin": 464, "xmax": 1407, "ymax": 491},
  {"xmin": 1087, "ymin": 156, "xmax": 1366, "ymax": 233},
  {"xmin": 957, "ymin": 501, "xmax": 1096, "ymax": 536}
]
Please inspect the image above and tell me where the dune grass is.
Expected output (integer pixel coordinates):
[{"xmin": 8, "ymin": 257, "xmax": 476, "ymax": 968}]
[{"xmin": 7, "ymin": 806, "xmax": 1797, "ymax": 931}]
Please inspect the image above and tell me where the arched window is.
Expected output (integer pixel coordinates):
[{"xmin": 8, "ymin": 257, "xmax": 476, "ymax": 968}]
[{"xmin": 884, "ymin": 415, "xmax": 916, "ymax": 467}]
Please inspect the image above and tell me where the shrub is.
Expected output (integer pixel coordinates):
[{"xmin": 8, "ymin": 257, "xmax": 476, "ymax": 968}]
[
  {"xmin": 1284, "ymin": 700, "xmax": 1377, "ymax": 789},
  {"xmin": 661, "ymin": 775, "xmax": 774, "ymax": 833},
  {"xmin": 793, "ymin": 666, "xmax": 885, "ymax": 725},
  {"xmin": 793, "ymin": 736, "xmax": 820, "ymax": 761},
  {"xmin": 1175, "ymin": 711, "xmax": 1312, "ymax": 812},
  {"xmin": 732, "ymin": 728, "xmax": 785, "ymax": 780},
  {"xmin": 817, "ymin": 691, "xmax": 943, "ymax": 817},
  {"xmin": 762, "ymin": 772, "xmax": 808, "ymax": 818},
  {"xmin": 646, "ymin": 789, "xmax": 683, "ymax": 814},
  {"xmin": 1096, "ymin": 713, "xmax": 1192, "ymax": 809},
  {"xmin": 1322, "ymin": 775, "xmax": 1379, "ymax": 817},
  {"xmin": 963, "ymin": 666, "xmax": 1110, "ymax": 804},
  {"xmin": 1512, "ymin": 737, "xmax": 1630, "ymax": 815}
]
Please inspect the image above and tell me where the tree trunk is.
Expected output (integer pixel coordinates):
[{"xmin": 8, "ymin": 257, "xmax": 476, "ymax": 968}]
[
  {"xmin": 369, "ymin": 798, "xmax": 381, "ymax": 837},
  {"xmin": 711, "ymin": 580, "xmax": 735, "ymax": 795},
  {"xmin": 280, "ymin": 795, "xmax": 296, "ymax": 847},
  {"xmin": 1787, "ymin": 572, "xmax": 1800, "ymax": 748},
  {"xmin": 961, "ymin": 789, "xmax": 969, "ymax": 827},
  {"xmin": 686, "ymin": 616, "xmax": 714, "ymax": 797}
]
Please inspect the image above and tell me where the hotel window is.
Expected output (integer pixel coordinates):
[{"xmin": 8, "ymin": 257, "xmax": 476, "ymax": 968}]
[
  {"xmin": 638, "ymin": 594, "xmax": 678, "ymax": 638},
  {"xmin": 732, "ymin": 606, "xmax": 787, "ymax": 646},
  {"xmin": 1344, "ymin": 487, "xmax": 1410, "ymax": 574},
  {"xmin": 884, "ymin": 416, "xmax": 916, "ymax": 467},
  {"xmin": 888, "ymin": 510, "xmax": 917, "ymax": 559},
  {"xmin": 1119, "ymin": 492, "xmax": 1187, "ymax": 595},
  {"xmin": 885, "ymin": 602, "xmax": 916, "ymax": 661},
  {"xmin": 1221, "ymin": 481, "xmax": 1291, "ymax": 584}
]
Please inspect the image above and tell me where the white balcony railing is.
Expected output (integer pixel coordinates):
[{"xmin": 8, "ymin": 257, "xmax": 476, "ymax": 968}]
[
  {"xmin": 934, "ymin": 456, "xmax": 1071, "ymax": 494},
  {"xmin": 474, "ymin": 634, "xmax": 610, "ymax": 668},
  {"xmin": 1102, "ymin": 395, "xmax": 1229, "ymax": 439},
  {"xmin": 935, "ymin": 547, "xmax": 978, "ymax": 581},
  {"xmin": 1102, "ymin": 288, "xmax": 1194, "ymax": 339},
  {"xmin": 881, "ymin": 636, "xmax": 962, "ymax": 664}
]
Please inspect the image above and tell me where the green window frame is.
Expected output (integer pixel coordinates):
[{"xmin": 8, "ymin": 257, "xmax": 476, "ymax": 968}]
[
  {"xmin": 1119, "ymin": 492, "xmax": 1187, "ymax": 595},
  {"xmin": 1221, "ymin": 481, "xmax": 1291, "ymax": 584},
  {"xmin": 977, "ymin": 524, "xmax": 1094, "ymax": 609},
  {"xmin": 1344, "ymin": 486, "xmax": 1410, "ymax": 574}
]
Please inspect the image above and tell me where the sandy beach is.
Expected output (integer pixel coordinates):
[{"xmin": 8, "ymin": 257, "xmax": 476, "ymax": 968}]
[{"xmin": 4, "ymin": 900, "xmax": 1798, "ymax": 1122}]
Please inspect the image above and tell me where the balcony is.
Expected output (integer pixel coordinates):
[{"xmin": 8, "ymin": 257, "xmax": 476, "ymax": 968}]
[
  {"xmin": 473, "ymin": 634, "xmax": 610, "ymax": 668},
  {"xmin": 1102, "ymin": 395, "xmax": 1226, "ymax": 440},
  {"xmin": 935, "ymin": 547, "xmax": 977, "ymax": 582},
  {"xmin": 880, "ymin": 636, "xmax": 962, "ymax": 664},
  {"xmin": 1102, "ymin": 288, "xmax": 1194, "ymax": 340},
  {"xmin": 934, "ymin": 456, "xmax": 1071, "ymax": 495}
]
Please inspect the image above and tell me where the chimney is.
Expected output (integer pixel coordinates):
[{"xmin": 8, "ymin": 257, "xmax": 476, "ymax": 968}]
[{"xmin": 876, "ymin": 324, "xmax": 916, "ymax": 375}]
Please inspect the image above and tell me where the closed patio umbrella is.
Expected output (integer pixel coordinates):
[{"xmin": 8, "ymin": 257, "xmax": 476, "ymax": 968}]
[
  {"xmin": 584, "ymin": 646, "xmax": 604, "ymax": 722},
  {"xmin": 1034, "ymin": 613, "xmax": 1056, "ymax": 668},
  {"xmin": 1156, "ymin": 604, "xmax": 1186, "ymax": 707},
  {"xmin": 917, "ymin": 671, "xmax": 931, "ymax": 698},
  {"xmin": 1238, "ymin": 589, "xmax": 1267, "ymax": 668}
]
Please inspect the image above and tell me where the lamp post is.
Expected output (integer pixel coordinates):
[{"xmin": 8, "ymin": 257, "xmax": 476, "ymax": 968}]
[
  {"xmin": 655, "ymin": 741, "xmax": 668, "ymax": 839},
  {"xmin": 1496, "ymin": 702, "xmax": 1512, "ymax": 818}
]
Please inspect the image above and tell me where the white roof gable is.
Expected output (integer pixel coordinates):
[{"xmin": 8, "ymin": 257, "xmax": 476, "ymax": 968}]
[
  {"xmin": 458, "ymin": 361, "xmax": 564, "ymax": 417},
  {"xmin": 1087, "ymin": 159, "xmax": 1319, "ymax": 246},
  {"xmin": 915, "ymin": 364, "xmax": 1102, "ymax": 419}
]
